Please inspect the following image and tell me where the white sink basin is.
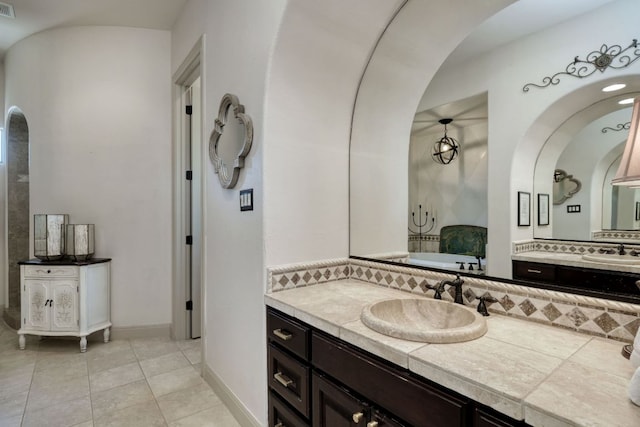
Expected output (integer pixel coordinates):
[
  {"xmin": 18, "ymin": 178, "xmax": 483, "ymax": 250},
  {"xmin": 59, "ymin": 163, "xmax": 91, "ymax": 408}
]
[
  {"xmin": 581, "ymin": 254, "xmax": 640, "ymax": 265},
  {"xmin": 360, "ymin": 298, "xmax": 487, "ymax": 343}
]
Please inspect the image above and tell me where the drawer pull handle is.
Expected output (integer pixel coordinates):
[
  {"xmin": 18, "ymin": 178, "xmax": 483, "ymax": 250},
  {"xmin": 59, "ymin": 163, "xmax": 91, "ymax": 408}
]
[
  {"xmin": 273, "ymin": 328, "xmax": 293, "ymax": 341},
  {"xmin": 352, "ymin": 412, "xmax": 364, "ymax": 423},
  {"xmin": 367, "ymin": 422, "xmax": 379, "ymax": 427},
  {"xmin": 527, "ymin": 269, "xmax": 542, "ymax": 274},
  {"xmin": 274, "ymin": 372, "xmax": 294, "ymax": 388}
]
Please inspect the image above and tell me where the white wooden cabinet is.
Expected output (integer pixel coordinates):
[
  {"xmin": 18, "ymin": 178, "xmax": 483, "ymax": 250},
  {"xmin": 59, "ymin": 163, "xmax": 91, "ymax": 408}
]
[{"xmin": 18, "ymin": 259, "xmax": 111, "ymax": 352}]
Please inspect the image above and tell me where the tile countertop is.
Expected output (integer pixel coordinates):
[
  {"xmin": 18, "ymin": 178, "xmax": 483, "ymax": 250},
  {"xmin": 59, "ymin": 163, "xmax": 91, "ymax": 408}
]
[
  {"xmin": 264, "ymin": 280, "xmax": 640, "ymax": 427},
  {"xmin": 512, "ymin": 251, "xmax": 640, "ymax": 274}
]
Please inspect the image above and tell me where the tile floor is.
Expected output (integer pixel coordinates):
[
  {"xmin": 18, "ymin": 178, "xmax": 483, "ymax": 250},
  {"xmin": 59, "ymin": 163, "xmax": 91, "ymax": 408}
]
[{"xmin": 0, "ymin": 320, "xmax": 241, "ymax": 427}]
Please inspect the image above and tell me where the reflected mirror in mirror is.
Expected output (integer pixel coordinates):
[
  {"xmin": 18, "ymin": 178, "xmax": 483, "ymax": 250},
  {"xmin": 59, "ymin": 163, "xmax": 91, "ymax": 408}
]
[{"xmin": 349, "ymin": 0, "xmax": 640, "ymax": 291}]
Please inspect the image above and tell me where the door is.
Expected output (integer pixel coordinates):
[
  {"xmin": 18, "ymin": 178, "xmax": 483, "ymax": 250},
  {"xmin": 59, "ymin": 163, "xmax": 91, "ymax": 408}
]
[
  {"xmin": 312, "ymin": 372, "xmax": 368, "ymax": 427},
  {"xmin": 23, "ymin": 280, "xmax": 49, "ymax": 330},
  {"xmin": 183, "ymin": 77, "xmax": 202, "ymax": 339},
  {"xmin": 50, "ymin": 280, "xmax": 79, "ymax": 331}
]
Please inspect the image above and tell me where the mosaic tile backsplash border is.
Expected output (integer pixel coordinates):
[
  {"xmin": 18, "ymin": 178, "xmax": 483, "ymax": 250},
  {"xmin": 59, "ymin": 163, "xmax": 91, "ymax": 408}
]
[
  {"xmin": 268, "ymin": 257, "xmax": 640, "ymax": 343},
  {"xmin": 513, "ymin": 238, "xmax": 640, "ymax": 254}
]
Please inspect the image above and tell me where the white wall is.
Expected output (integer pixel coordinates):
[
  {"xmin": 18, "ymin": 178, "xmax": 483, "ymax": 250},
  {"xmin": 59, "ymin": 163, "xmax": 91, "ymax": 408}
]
[
  {"xmin": 4, "ymin": 26, "xmax": 173, "ymax": 328},
  {"xmin": 0, "ymin": 60, "xmax": 5, "ymax": 309},
  {"xmin": 172, "ymin": 0, "xmax": 285, "ymax": 423}
]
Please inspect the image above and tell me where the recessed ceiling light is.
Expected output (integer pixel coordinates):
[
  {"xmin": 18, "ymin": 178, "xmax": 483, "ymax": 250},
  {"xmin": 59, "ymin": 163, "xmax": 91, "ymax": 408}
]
[
  {"xmin": 602, "ymin": 83, "xmax": 626, "ymax": 92},
  {"xmin": 619, "ymin": 98, "xmax": 635, "ymax": 105}
]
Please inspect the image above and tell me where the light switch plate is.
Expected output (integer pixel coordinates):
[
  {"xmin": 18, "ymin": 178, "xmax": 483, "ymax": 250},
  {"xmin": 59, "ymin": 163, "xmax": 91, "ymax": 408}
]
[{"xmin": 240, "ymin": 189, "xmax": 253, "ymax": 211}]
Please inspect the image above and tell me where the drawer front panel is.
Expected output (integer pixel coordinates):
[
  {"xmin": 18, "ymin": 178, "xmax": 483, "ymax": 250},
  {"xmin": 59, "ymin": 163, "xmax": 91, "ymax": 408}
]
[
  {"xmin": 267, "ymin": 309, "xmax": 310, "ymax": 360},
  {"xmin": 512, "ymin": 261, "xmax": 555, "ymax": 282},
  {"xmin": 24, "ymin": 265, "xmax": 78, "ymax": 278},
  {"xmin": 268, "ymin": 343, "xmax": 310, "ymax": 418},
  {"xmin": 312, "ymin": 333, "xmax": 469, "ymax": 427},
  {"xmin": 269, "ymin": 390, "xmax": 309, "ymax": 427}
]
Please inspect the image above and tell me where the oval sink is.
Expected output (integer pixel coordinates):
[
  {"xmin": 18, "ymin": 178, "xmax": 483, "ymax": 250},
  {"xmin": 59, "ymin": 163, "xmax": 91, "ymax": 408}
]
[
  {"xmin": 360, "ymin": 298, "xmax": 487, "ymax": 343},
  {"xmin": 581, "ymin": 254, "xmax": 640, "ymax": 265}
]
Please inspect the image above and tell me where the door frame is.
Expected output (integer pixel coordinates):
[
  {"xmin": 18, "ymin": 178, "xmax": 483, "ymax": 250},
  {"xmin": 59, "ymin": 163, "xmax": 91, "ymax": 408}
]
[{"xmin": 171, "ymin": 37, "xmax": 206, "ymax": 341}]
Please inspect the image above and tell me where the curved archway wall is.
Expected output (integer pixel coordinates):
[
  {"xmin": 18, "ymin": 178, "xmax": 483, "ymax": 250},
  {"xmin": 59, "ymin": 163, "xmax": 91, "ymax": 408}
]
[
  {"xmin": 351, "ymin": 0, "xmax": 640, "ymax": 278},
  {"xmin": 4, "ymin": 26, "xmax": 173, "ymax": 329},
  {"xmin": 4, "ymin": 108, "xmax": 28, "ymax": 329}
]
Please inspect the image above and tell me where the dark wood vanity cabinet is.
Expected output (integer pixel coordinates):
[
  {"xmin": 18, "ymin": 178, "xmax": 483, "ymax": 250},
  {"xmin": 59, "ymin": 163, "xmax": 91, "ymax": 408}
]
[
  {"xmin": 512, "ymin": 260, "xmax": 640, "ymax": 301},
  {"xmin": 267, "ymin": 307, "xmax": 528, "ymax": 427}
]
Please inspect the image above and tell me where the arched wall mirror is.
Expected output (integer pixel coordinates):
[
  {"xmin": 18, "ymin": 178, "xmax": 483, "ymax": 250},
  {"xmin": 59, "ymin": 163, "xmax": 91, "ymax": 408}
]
[{"xmin": 349, "ymin": 0, "xmax": 640, "ymax": 297}]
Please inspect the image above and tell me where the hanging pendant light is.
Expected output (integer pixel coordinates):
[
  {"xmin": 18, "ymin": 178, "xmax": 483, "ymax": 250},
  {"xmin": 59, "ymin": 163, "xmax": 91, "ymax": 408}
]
[
  {"xmin": 612, "ymin": 97, "xmax": 640, "ymax": 186},
  {"xmin": 432, "ymin": 118, "xmax": 459, "ymax": 165}
]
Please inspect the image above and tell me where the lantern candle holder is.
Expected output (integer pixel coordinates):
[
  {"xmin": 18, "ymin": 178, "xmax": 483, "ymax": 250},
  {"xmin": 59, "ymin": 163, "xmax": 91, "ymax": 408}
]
[
  {"xmin": 34, "ymin": 214, "xmax": 69, "ymax": 261},
  {"xmin": 65, "ymin": 224, "xmax": 95, "ymax": 261}
]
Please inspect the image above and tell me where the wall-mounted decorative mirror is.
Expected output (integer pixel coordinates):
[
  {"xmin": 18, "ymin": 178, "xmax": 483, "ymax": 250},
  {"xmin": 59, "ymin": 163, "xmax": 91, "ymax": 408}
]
[
  {"xmin": 552, "ymin": 169, "xmax": 581, "ymax": 205},
  {"xmin": 209, "ymin": 93, "xmax": 253, "ymax": 189},
  {"xmin": 349, "ymin": 0, "xmax": 640, "ymax": 300}
]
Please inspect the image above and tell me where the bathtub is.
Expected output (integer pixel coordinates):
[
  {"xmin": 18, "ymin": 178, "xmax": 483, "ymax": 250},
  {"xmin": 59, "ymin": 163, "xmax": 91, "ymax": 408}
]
[{"xmin": 408, "ymin": 252, "xmax": 486, "ymax": 272}]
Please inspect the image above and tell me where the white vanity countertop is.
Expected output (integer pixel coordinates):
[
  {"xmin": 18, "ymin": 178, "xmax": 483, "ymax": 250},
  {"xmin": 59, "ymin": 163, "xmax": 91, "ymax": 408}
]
[
  {"xmin": 512, "ymin": 251, "xmax": 640, "ymax": 273},
  {"xmin": 265, "ymin": 280, "xmax": 640, "ymax": 426}
]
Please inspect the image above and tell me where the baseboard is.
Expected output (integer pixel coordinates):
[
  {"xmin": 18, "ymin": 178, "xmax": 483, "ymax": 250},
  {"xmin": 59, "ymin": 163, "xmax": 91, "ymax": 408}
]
[
  {"xmin": 109, "ymin": 323, "xmax": 171, "ymax": 340},
  {"xmin": 202, "ymin": 364, "xmax": 261, "ymax": 427}
]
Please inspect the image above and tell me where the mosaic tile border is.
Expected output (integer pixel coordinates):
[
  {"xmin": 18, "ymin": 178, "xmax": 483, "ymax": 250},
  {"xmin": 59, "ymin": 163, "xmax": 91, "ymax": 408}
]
[
  {"xmin": 593, "ymin": 230, "xmax": 640, "ymax": 241},
  {"xmin": 513, "ymin": 238, "xmax": 640, "ymax": 255},
  {"xmin": 408, "ymin": 234, "xmax": 439, "ymax": 242},
  {"xmin": 267, "ymin": 257, "xmax": 640, "ymax": 343}
]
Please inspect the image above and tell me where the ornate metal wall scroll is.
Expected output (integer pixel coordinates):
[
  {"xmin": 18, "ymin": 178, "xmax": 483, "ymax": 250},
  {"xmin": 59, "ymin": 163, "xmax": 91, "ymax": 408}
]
[
  {"xmin": 209, "ymin": 93, "xmax": 254, "ymax": 189},
  {"xmin": 523, "ymin": 39, "xmax": 640, "ymax": 92},
  {"xmin": 602, "ymin": 122, "xmax": 631, "ymax": 133}
]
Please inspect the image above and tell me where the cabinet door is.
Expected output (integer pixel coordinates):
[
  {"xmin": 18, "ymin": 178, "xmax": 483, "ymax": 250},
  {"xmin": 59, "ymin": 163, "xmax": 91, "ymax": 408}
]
[
  {"xmin": 312, "ymin": 372, "xmax": 368, "ymax": 427},
  {"xmin": 475, "ymin": 408, "xmax": 525, "ymax": 427},
  {"xmin": 50, "ymin": 280, "xmax": 79, "ymax": 331},
  {"xmin": 23, "ymin": 280, "xmax": 50, "ymax": 330}
]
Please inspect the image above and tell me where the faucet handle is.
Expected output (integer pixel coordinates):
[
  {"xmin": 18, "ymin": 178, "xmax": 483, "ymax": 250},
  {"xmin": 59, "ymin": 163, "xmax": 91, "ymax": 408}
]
[
  {"xmin": 455, "ymin": 262, "xmax": 465, "ymax": 270},
  {"xmin": 425, "ymin": 282, "xmax": 444, "ymax": 299},
  {"xmin": 475, "ymin": 295, "xmax": 497, "ymax": 317}
]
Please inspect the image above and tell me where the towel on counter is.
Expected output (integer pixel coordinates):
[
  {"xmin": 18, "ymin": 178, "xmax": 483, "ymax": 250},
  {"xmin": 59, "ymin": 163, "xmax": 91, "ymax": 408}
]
[{"xmin": 630, "ymin": 367, "xmax": 640, "ymax": 406}]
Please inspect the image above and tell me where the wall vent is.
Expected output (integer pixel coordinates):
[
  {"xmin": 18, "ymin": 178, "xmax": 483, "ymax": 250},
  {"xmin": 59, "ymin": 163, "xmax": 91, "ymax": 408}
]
[{"xmin": 0, "ymin": 2, "xmax": 15, "ymax": 19}]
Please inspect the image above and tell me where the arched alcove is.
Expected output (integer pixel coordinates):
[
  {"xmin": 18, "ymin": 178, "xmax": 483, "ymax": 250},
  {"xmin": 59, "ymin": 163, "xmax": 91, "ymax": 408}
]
[{"xmin": 4, "ymin": 107, "xmax": 30, "ymax": 329}]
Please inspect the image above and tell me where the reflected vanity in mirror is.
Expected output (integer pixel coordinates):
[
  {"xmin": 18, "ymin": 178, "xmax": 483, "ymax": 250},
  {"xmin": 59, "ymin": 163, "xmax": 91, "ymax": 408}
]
[{"xmin": 349, "ymin": 0, "xmax": 640, "ymax": 304}]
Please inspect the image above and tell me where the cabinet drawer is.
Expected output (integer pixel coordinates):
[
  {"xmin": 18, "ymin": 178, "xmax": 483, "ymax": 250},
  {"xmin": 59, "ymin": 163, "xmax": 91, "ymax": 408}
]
[
  {"xmin": 512, "ymin": 261, "xmax": 555, "ymax": 282},
  {"xmin": 312, "ymin": 332, "xmax": 469, "ymax": 427},
  {"xmin": 267, "ymin": 309, "xmax": 310, "ymax": 360},
  {"xmin": 269, "ymin": 390, "xmax": 309, "ymax": 427},
  {"xmin": 268, "ymin": 343, "xmax": 310, "ymax": 418},
  {"xmin": 23, "ymin": 265, "xmax": 78, "ymax": 278}
]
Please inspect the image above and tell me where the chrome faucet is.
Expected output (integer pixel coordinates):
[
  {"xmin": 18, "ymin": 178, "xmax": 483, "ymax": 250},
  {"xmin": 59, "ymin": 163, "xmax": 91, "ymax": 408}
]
[{"xmin": 437, "ymin": 274, "xmax": 464, "ymax": 305}]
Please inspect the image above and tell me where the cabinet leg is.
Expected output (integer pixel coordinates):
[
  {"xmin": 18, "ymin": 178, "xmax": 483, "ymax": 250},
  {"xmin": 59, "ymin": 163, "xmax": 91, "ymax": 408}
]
[
  {"xmin": 103, "ymin": 327, "xmax": 110, "ymax": 343},
  {"xmin": 18, "ymin": 334, "xmax": 25, "ymax": 350},
  {"xmin": 80, "ymin": 336, "xmax": 87, "ymax": 353}
]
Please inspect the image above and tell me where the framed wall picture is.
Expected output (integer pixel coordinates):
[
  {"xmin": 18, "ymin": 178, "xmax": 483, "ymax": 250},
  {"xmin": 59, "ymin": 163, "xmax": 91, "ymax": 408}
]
[
  {"xmin": 537, "ymin": 193, "xmax": 550, "ymax": 226},
  {"xmin": 518, "ymin": 191, "xmax": 531, "ymax": 227}
]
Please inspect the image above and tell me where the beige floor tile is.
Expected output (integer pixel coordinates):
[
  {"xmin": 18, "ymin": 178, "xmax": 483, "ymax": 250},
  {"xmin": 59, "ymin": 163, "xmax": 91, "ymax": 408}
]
[
  {"xmin": 0, "ymin": 367, "xmax": 35, "ymax": 399},
  {"xmin": 147, "ymin": 366, "xmax": 204, "ymax": 398},
  {"xmin": 94, "ymin": 400, "xmax": 167, "ymax": 427},
  {"xmin": 71, "ymin": 421, "xmax": 94, "ymax": 427},
  {"xmin": 89, "ymin": 361, "xmax": 145, "ymax": 394},
  {"xmin": 26, "ymin": 374, "xmax": 90, "ymax": 411},
  {"xmin": 156, "ymin": 382, "xmax": 222, "ymax": 422},
  {"xmin": 0, "ymin": 390, "xmax": 28, "ymax": 420},
  {"xmin": 168, "ymin": 404, "xmax": 241, "ymax": 427},
  {"xmin": 91, "ymin": 379, "xmax": 154, "ymax": 419},
  {"xmin": 131, "ymin": 338, "xmax": 180, "ymax": 361},
  {"xmin": 23, "ymin": 395, "xmax": 92, "ymax": 427},
  {"xmin": 87, "ymin": 347, "xmax": 138, "ymax": 375},
  {"xmin": 0, "ymin": 413, "xmax": 23, "ymax": 427},
  {"xmin": 139, "ymin": 351, "xmax": 190, "ymax": 378},
  {"xmin": 176, "ymin": 339, "xmax": 200, "ymax": 352},
  {"xmin": 181, "ymin": 347, "xmax": 201, "ymax": 365},
  {"xmin": 85, "ymin": 339, "xmax": 131, "ymax": 356},
  {"xmin": 32, "ymin": 355, "xmax": 88, "ymax": 384}
]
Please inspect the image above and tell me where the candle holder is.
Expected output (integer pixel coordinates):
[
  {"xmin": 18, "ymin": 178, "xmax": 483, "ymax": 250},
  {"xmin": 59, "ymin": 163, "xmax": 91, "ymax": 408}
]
[
  {"xmin": 34, "ymin": 214, "xmax": 69, "ymax": 260},
  {"xmin": 66, "ymin": 224, "xmax": 95, "ymax": 261}
]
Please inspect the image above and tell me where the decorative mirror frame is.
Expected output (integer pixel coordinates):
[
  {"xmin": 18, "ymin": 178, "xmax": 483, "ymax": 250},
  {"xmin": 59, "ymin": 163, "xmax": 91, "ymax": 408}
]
[
  {"xmin": 209, "ymin": 93, "xmax": 254, "ymax": 189},
  {"xmin": 552, "ymin": 169, "xmax": 582, "ymax": 205}
]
